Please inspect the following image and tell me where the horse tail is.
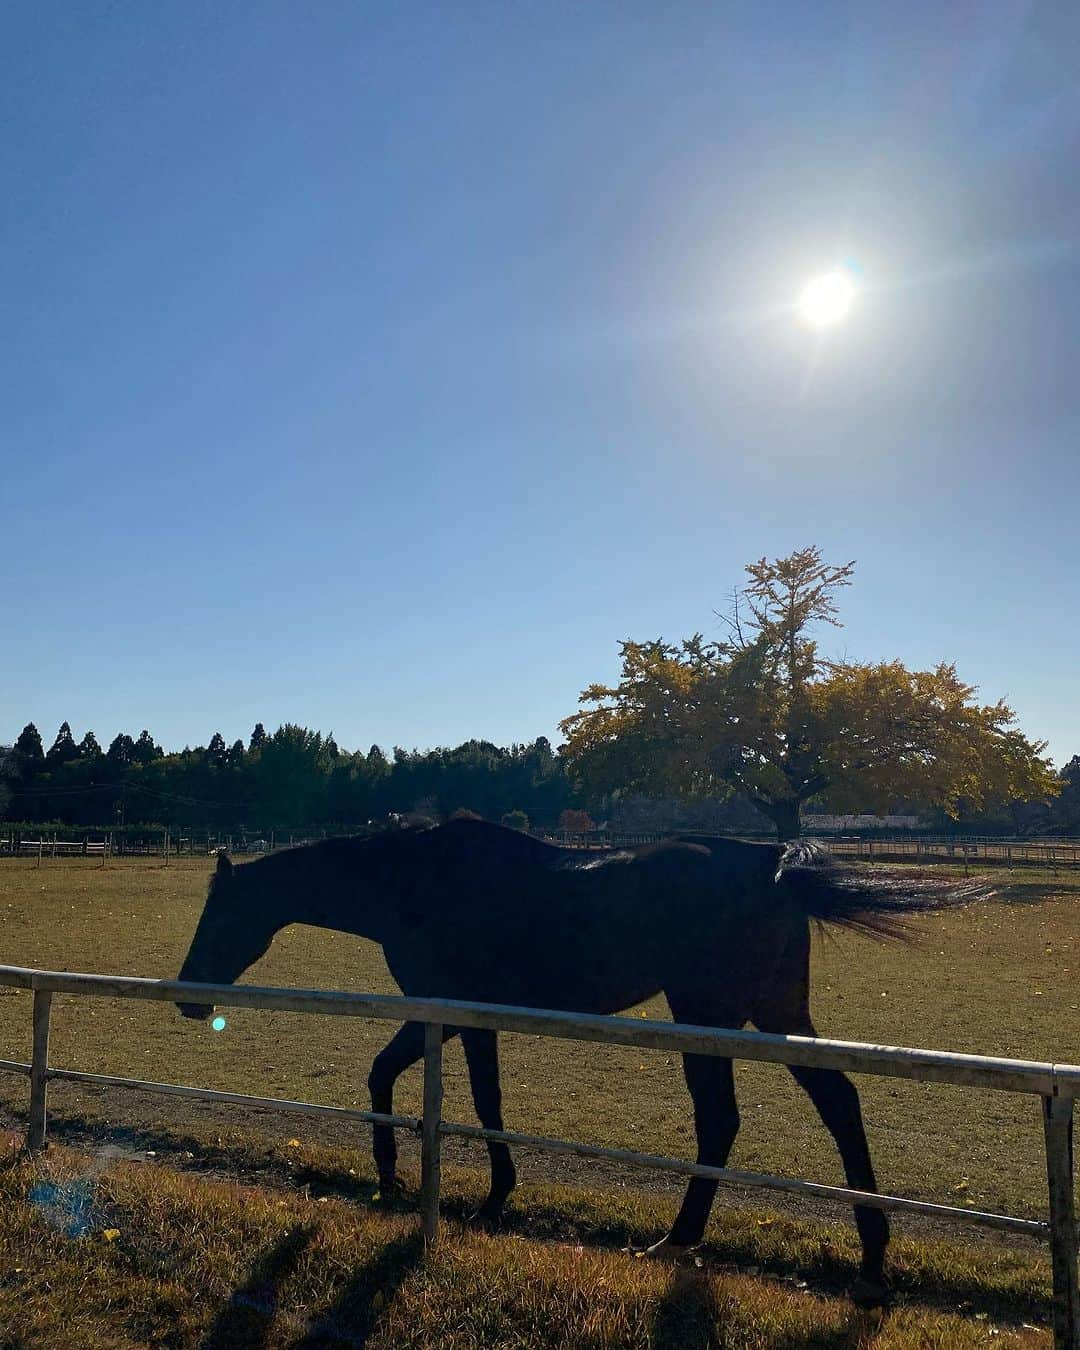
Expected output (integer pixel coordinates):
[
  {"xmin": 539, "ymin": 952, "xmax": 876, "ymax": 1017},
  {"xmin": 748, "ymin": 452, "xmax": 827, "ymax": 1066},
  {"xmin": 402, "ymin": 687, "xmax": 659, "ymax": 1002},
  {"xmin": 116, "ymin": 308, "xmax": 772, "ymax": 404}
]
[{"xmin": 776, "ymin": 840, "xmax": 992, "ymax": 943}]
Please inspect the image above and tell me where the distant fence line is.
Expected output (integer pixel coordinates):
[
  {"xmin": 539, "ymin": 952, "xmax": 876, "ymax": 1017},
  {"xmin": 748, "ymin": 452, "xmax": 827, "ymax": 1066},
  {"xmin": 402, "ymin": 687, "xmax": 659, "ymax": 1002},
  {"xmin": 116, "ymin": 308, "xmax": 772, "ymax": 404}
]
[
  {"xmin": 826, "ymin": 836, "xmax": 1080, "ymax": 868},
  {"xmin": 549, "ymin": 832, "xmax": 1080, "ymax": 868},
  {"xmin": 2, "ymin": 828, "xmax": 1079, "ymax": 868},
  {"xmin": 0, "ymin": 830, "xmax": 317, "ymax": 860},
  {"xmin": 0, "ymin": 963, "xmax": 1077, "ymax": 1344}
]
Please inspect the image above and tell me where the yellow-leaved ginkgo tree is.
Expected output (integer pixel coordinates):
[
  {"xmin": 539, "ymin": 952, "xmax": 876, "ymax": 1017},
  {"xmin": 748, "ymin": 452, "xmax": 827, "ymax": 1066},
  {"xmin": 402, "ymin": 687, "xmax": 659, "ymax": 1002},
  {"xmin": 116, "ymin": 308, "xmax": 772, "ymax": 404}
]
[{"xmin": 560, "ymin": 547, "xmax": 1058, "ymax": 839}]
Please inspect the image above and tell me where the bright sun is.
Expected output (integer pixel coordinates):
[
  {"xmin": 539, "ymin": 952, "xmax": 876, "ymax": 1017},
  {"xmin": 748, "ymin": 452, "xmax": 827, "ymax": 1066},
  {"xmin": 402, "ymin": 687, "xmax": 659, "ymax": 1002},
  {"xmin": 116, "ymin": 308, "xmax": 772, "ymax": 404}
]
[{"xmin": 798, "ymin": 269, "xmax": 856, "ymax": 329}]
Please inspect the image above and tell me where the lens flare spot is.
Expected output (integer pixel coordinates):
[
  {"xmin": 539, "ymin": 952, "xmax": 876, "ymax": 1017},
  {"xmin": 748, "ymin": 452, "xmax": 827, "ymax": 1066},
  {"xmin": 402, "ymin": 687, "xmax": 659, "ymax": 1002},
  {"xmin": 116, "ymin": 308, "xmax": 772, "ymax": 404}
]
[
  {"xmin": 211, "ymin": 1016, "xmax": 227, "ymax": 1032},
  {"xmin": 28, "ymin": 1179, "xmax": 95, "ymax": 1237}
]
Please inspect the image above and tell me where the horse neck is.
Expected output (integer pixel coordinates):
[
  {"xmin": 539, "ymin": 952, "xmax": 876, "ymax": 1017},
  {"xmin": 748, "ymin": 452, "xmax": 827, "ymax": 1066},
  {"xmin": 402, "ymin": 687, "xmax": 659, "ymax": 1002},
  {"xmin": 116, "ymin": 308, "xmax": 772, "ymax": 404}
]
[{"xmin": 258, "ymin": 840, "xmax": 392, "ymax": 944}]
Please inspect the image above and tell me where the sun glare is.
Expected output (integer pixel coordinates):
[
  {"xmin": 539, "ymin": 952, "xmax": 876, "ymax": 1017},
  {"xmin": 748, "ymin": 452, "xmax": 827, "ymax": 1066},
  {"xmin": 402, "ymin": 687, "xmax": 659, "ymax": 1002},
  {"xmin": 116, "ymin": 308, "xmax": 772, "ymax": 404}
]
[{"xmin": 798, "ymin": 269, "xmax": 856, "ymax": 329}]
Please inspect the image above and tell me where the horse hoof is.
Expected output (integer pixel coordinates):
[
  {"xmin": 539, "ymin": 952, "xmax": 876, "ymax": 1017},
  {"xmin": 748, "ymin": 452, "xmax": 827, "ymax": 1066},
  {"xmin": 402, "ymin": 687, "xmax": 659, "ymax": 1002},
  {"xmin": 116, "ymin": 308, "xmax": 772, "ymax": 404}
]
[
  {"xmin": 638, "ymin": 1236, "xmax": 694, "ymax": 1262},
  {"xmin": 467, "ymin": 1207, "xmax": 504, "ymax": 1234},
  {"xmin": 373, "ymin": 1180, "xmax": 404, "ymax": 1209},
  {"xmin": 850, "ymin": 1273, "xmax": 891, "ymax": 1308}
]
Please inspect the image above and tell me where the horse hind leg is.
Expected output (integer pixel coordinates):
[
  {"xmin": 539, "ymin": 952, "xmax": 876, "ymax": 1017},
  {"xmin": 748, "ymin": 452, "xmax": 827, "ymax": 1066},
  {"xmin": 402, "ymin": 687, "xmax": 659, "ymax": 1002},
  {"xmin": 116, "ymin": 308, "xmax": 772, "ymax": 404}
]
[
  {"xmin": 649, "ymin": 1046, "xmax": 740, "ymax": 1256},
  {"xmin": 461, "ymin": 1028, "xmax": 516, "ymax": 1226},
  {"xmin": 756, "ymin": 1004, "xmax": 890, "ymax": 1306},
  {"xmin": 787, "ymin": 1058, "xmax": 890, "ymax": 1305}
]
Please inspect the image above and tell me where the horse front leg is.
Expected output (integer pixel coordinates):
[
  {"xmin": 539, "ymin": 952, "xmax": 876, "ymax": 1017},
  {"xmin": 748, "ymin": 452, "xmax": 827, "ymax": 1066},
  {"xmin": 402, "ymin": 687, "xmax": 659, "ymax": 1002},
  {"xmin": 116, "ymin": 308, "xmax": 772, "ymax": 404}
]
[
  {"xmin": 461, "ymin": 1028, "xmax": 516, "ymax": 1226},
  {"xmin": 368, "ymin": 1021, "xmax": 458, "ymax": 1201}
]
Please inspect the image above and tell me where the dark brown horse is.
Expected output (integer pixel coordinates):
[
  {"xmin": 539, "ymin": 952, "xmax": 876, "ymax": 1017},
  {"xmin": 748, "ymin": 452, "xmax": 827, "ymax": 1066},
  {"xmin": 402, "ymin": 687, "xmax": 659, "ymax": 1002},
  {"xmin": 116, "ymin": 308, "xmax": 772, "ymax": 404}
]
[{"xmin": 176, "ymin": 817, "xmax": 978, "ymax": 1304}]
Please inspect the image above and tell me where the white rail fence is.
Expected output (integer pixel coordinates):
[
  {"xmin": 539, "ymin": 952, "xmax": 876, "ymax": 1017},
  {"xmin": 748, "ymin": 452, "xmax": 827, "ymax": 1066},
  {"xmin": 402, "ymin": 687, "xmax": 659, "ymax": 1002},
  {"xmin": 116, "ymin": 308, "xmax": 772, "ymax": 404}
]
[
  {"xmin": 0, "ymin": 964, "xmax": 1076, "ymax": 1346},
  {"xmin": 828, "ymin": 838, "xmax": 1080, "ymax": 867}
]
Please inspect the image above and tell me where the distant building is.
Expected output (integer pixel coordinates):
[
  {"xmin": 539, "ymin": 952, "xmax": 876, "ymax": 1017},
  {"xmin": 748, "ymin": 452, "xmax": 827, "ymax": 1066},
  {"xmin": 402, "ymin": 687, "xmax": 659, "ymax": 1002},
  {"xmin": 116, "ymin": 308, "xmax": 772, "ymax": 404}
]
[{"xmin": 803, "ymin": 814, "xmax": 922, "ymax": 832}]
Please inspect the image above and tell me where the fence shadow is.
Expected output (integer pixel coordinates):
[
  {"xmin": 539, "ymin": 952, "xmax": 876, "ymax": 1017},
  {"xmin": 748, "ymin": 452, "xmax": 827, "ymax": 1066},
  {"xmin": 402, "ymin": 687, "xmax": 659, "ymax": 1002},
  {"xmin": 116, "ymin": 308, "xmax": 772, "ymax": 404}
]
[
  {"xmin": 288, "ymin": 1230, "xmax": 425, "ymax": 1348},
  {"xmin": 0, "ymin": 1106, "xmax": 382, "ymax": 1205},
  {"xmin": 200, "ymin": 1223, "xmax": 317, "ymax": 1350}
]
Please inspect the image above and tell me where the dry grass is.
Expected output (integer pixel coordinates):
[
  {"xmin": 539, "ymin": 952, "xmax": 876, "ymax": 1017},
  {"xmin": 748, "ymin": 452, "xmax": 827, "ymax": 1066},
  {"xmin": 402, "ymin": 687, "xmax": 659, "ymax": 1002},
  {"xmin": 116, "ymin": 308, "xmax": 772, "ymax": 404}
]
[
  {"xmin": 0, "ymin": 856, "xmax": 1077, "ymax": 1314},
  {"xmin": 0, "ymin": 1137, "xmax": 1055, "ymax": 1347}
]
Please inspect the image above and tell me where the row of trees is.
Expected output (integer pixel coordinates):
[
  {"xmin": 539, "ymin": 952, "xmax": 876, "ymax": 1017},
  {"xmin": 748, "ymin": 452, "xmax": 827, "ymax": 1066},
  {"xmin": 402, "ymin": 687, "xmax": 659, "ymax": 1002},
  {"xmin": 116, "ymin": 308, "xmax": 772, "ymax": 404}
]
[
  {"xmin": 3, "ymin": 549, "xmax": 1075, "ymax": 839},
  {"xmin": 0, "ymin": 724, "xmax": 580, "ymax": 831}
]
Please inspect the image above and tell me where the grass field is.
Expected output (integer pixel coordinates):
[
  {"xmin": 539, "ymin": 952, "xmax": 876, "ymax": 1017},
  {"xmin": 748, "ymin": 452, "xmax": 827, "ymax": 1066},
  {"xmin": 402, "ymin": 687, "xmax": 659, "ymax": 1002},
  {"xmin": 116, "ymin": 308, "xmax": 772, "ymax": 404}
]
[
  {"xmin": 0, "ymin": 854, "xmax": 1077, "ymax": 1340},
  {"xmin": 0, "ymin": 1137, "xmax": 1057, "ymax": 1346}
]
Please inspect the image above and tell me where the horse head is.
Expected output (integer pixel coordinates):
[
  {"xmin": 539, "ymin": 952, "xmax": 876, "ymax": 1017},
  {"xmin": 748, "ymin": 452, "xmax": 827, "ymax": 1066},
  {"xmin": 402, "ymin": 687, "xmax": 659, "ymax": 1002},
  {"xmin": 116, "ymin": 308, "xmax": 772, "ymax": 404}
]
[{"xmin": 175, "ymin": 852, "xmax": 278, "ymax": 1020}]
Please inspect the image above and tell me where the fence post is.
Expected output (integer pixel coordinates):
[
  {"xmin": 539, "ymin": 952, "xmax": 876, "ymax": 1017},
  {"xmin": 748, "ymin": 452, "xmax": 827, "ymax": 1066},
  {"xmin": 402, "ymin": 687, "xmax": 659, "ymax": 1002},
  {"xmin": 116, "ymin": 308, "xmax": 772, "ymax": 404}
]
[
  {"xmin": 420, "ymin": 1022, "xmax": 444, "ymax": 1244},
  {"xmin": 27, "ymin": 990, "xmax": 53, "ymax": 1152},
  {"xmin": 1043, "ymin": 1093, "xmax": 1079, "ymax": 1349}
]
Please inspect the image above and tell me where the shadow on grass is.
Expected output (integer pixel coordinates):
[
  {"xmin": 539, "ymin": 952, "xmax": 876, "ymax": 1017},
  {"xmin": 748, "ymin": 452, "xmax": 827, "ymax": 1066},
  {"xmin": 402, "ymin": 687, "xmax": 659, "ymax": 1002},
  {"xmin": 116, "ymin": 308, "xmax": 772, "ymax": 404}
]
[
  {"xmin": 990, "ymin": 880, "xmax": 1080, "ymax": 906},
  {"xmin": 288, "ymin": 1230, "xmax": 425, "ymax": 1349},
  {"xmin": 649, "ymin": 1267, "xmax": 725, "ymax": 1349},
  {"xmin": 0, "ymin": 1105, "xmax": 1050, "ymax": 1334},
  {"xmin": 440, "ymin": 1191, "xmax": 1049, "ymax": 1332},
  {"xmin": 200, "ymin": 1224, "xmax": 317, "ymax": 1349},
  {"xmin": 198, "ymin": 1227, "xmax": 424, "ymax": 1349},
  {"xmin": 0, "ymin": 1105, "xmax": 382, "ymax": 1206},
  {"xmin": 649, "ymin": 1266, "xmax": 887, "ymax": 1348}
]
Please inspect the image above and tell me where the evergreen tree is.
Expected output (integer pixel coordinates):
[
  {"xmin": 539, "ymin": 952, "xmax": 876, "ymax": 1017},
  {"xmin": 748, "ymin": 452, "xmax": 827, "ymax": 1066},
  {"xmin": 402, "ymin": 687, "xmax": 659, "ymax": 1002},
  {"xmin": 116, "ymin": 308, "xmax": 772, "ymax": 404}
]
[
  {"xmin": 46, "ymin": 722, "xmax": 79, "ymax": 766},
  {"xmin": 77, "ymin": 731, "xmax": 104, "ymax": 760},
  {"xmin": 107, "ymin": 733, "xmax": 136, "ymax": 768},
  {"xmin": 249, "ymin": 723, "xmax": 268, "ymax": 752},
  {"xmin": 207, "ymin": 733, "xmax": 228, "ymax": 768},
  {"xmin": 1052, "ymin": 756, "xmax": 1080, "ymax": 833},
  {"xmin": 14, "ymin": 723, "xmax": 45, "ymax": 769},
  {"xmin": 132, "ymin": 730, "xmax": 160, "ymax": 765}
]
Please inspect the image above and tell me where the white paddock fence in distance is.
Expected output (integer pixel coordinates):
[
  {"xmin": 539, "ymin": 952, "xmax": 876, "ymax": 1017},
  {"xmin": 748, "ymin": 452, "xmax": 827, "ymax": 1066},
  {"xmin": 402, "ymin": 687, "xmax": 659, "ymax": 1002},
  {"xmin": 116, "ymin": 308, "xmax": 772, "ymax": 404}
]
[{"xmin": 0, "ymin": 965, "xmax": 1077, "ymax": 1347}]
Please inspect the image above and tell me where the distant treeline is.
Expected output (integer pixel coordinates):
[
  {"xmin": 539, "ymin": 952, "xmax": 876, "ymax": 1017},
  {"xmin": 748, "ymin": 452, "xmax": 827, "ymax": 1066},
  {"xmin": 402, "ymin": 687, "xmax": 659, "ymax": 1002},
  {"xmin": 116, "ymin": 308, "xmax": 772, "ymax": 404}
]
[
  {"xmin": 2, "ymin": 720, "xmax": 1078, "ymax": 837},
  {"xmin": 0, "ymin": 722, "xmax": 582, "ymax": 831}
]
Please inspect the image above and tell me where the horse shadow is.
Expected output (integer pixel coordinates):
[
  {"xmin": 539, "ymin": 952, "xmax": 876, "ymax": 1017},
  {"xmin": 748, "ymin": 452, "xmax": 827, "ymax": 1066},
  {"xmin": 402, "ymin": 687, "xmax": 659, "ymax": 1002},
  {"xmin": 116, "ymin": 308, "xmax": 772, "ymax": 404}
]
[
  {"xmin": 648, "ymin": 1266, "xmax": 891, "ymax": 1349},
  {"xmin": 991, "ymin": 879, "xmax": 1080, "ymax": 906},
  {"xmin": 442, "ymin": 1188, "xmax": 1049, "ymax": 1333}
]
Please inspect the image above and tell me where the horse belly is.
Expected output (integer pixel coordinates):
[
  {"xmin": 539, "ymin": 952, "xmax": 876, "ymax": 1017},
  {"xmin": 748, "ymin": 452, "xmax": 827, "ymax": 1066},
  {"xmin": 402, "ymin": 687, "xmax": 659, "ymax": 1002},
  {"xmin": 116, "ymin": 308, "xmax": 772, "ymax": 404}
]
[{"xmin": 385, "ymin": 926, "xmax": 660, "ymax": 1018}]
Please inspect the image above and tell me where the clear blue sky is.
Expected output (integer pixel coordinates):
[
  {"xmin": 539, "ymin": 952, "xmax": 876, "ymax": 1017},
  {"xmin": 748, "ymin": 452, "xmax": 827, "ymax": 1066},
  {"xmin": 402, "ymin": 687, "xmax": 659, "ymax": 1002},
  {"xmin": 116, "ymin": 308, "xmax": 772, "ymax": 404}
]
[{"xmin": 3, "ymin": 3, "xmax": 1078, "ymax": 765}]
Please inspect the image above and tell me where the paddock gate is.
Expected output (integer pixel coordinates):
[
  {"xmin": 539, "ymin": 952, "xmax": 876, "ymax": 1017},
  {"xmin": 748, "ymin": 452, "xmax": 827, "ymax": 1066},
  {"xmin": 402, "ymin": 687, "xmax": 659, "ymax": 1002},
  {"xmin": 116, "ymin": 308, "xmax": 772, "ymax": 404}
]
[{"xmin": 0, "ymin": 964, "xmax": 1076, "ymax": 1346}]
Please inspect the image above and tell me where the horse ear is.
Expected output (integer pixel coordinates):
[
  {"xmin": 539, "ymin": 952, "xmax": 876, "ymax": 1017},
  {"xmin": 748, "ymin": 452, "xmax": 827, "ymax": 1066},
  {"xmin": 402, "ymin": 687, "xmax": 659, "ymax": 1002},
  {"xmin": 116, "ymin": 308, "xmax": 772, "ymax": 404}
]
[{"xmin": 216, "ymin": 852, "xmax": 233, "ymax": 877}]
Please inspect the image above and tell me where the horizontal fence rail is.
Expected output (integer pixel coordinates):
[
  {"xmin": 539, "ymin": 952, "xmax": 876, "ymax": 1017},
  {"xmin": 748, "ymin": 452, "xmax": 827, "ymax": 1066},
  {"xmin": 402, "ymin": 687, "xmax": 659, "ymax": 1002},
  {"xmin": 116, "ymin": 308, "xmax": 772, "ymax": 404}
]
[{"xmin": 0, "ymin": 963, "xmax": 1076, "ymax": 1345}]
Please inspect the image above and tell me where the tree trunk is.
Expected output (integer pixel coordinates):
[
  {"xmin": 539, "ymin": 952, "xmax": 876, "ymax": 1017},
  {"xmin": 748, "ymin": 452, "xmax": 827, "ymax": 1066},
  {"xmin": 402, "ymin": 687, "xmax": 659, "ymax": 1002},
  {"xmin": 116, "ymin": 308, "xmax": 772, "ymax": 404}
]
[{"xmin": 763, "ymin": 799, "xmax": 802, "ymax": 842}]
